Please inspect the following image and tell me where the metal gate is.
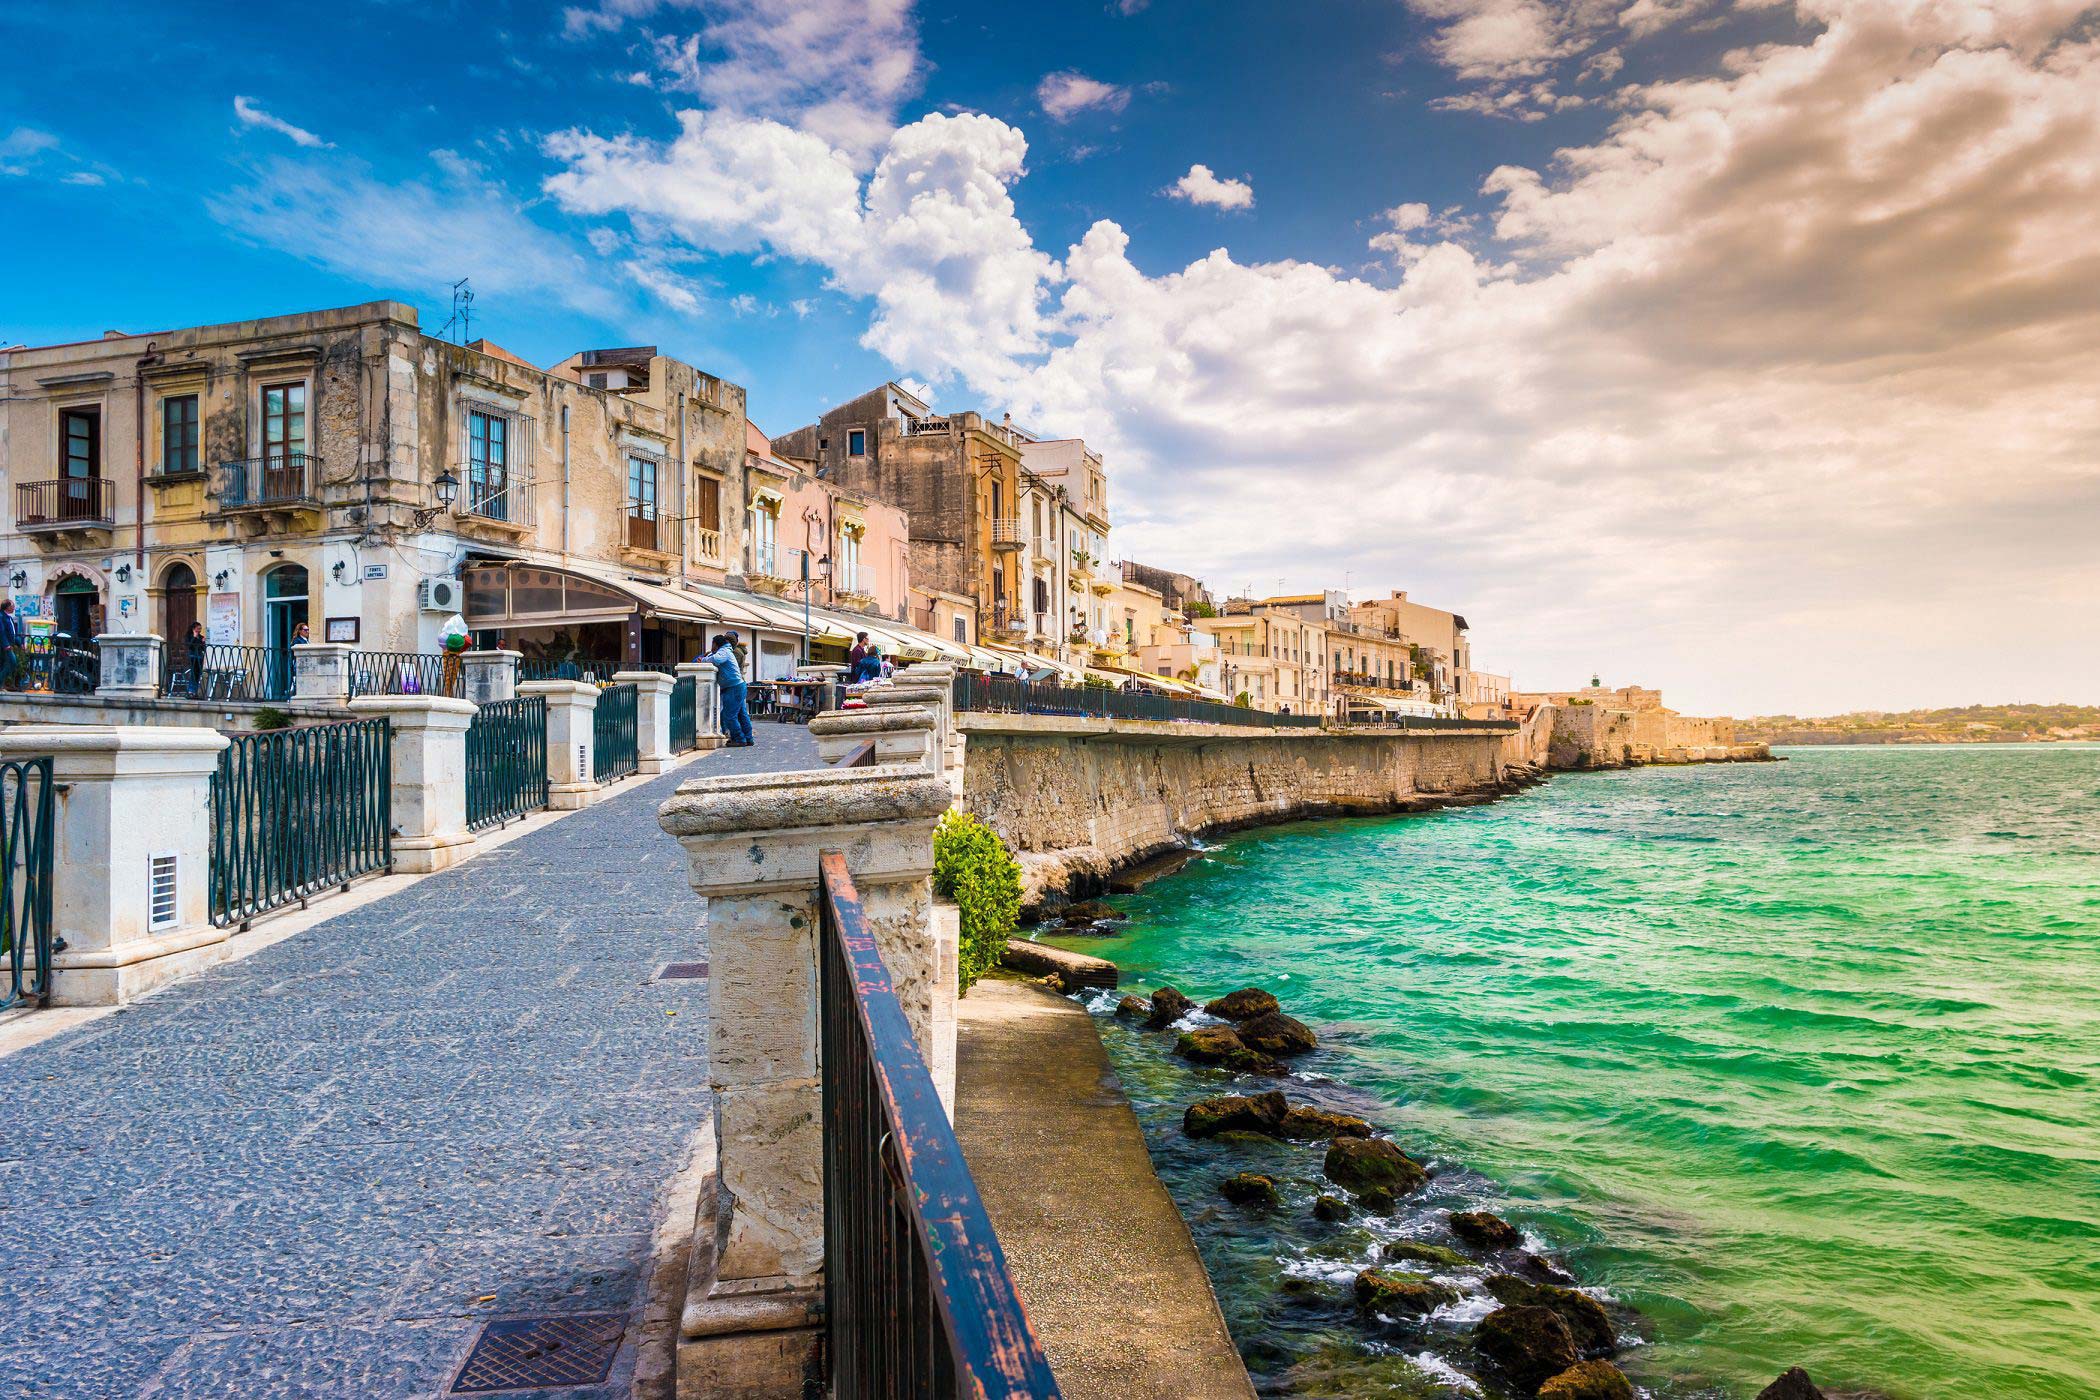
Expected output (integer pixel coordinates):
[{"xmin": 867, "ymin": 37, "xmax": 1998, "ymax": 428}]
[
  {"xmin": 670, "ymin": 675, "xmax": 697, "ymax": 753},
  {"xmin": 594, "ymin": 683, "xmax": 638, "ymax": 784},
  {"xmin": 0, "ymin": 757, "xmax": 56, "ymax": 1010},
  {"xmin": 467, "ymin": 696, "xmax": 549, "ymax": 831}
]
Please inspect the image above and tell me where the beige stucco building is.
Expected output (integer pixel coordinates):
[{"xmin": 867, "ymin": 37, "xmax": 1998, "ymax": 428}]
[{"xmin": 0, "ymin": 302, "xmax": 810, "ymax": 677}]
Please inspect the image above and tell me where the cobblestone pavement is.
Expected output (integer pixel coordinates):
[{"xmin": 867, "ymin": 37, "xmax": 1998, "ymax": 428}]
[{"xmin": 0, "ymin": 723, "xmax": 818, "ymax": 1399}]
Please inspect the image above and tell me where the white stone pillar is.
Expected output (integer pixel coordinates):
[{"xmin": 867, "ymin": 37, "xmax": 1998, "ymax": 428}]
[
  {"xmin": 657, "ymin": 724, "xmax": 955, "ymax": 1393},
  {"xmin": 810, "ymin": 702, "xmax": 940, "ymax": 772},
  {"xmin": 0, "ymin": 725, "xmax": 229, "ymax": 1005},
  {"xmin": 520, "ymin": 679, "xmax": 599, "ymax": 810},
  {"xmin": 292, "ymin": 642, "xmax": 355, "ymax": 702},
  {"xmin": 461, "ymin": 649, "xmax": 520, "ymax": 706},
  {"xmin": 94, "ymin": 633, "xmax": 163, "ymax": 700},
  {"xmin": 676, "ymin": 660, "xmax": 724, "ymax": 751},
  {"xmin": 347, "ymin": 695, "xmax": 477, "ymax": 874},
  {"xmin": 618, "ymin": 669, "xmax": 676, "ymax": 776}
]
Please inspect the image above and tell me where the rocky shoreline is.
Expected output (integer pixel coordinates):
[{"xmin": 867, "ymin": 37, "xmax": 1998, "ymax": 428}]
[{"xmin": 1023, "ymin": 883, "xmax": 1859, "ymax": 1400}]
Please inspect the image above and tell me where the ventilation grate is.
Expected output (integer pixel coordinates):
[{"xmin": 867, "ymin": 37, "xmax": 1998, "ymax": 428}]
[
  {"xmin": 657, "ymin": 961, "xmax": 709, "ymax": 981},
  {"xmin": 451, "ymin": 1313, "xmax": 626, "ymax": 1393},
  {"xmin": 148, "ymin": 853, "xmax": 179, "ymax": 930}
]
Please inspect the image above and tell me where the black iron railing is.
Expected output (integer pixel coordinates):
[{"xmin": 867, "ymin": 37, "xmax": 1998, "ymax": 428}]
[
  {"xmin": 818, "ymin": 851, "xmax": 1060, "ymax": 1399},
  {"xmin": 217, "ymin": 452, "xmax": 314, "ymax": 509},
  {"xmin": 209, "ymin": 717, "xmax": 392, "ymax": 929},
  {"xmin": 519, "ymin": 657, "xmax": 624, "ymax": 684},
  {"xmin": 593, "ymin": 682, "xmax": 638, "ymax": 784},
  {"xmin": 161, "ymin": 645, "xmax": 283, "ymax": 702},
  {"xmin": 950, "ymin": 669, "xmax": 1326, "ymax": 728},
  {"xmin": 16, "ymin": 637, "xmax": 99, "ymax": 696},
  {"xmin": 347, "ymin": 651, "xmax": 463, "ymax": 699},
  {"xmin": 466, "ymin": 695, "xmax": 548, "ymax": 831},
  {"xmin": 670, "ymin": 675, "xmax": 698, "ymax": 752},
  {"xmin": 17, "ymin": 477, "xmax": 114, "ymax": 528},
  {"xmin": 0, "ymin": 757, "xmax": 56, "ymax": 1011}
]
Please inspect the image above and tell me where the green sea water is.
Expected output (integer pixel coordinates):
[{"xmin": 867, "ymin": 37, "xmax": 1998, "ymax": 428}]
[{"xmin": 1051, "ymin": 745, "xmax": 2100, "ymax": 1398}]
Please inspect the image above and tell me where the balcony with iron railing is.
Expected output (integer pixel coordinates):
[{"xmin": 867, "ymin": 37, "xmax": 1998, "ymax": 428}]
[
  {"xmin": 217, "ymin": 451, "xmax": 318, "ymax": 513},
  {"xmin": 834, "ymin": 565, "xmax": 878, "ymax": 608},
  {"xmin": 16, "ymin": 476, "xmax": 114, "ymax": 534},
  {"xmin": 459, "ymin": 473, "xmax": 537, "ymax": 533},
  {"xmin": 988, "ymin": 517, "xmax": 1025, "ymax": 551}
]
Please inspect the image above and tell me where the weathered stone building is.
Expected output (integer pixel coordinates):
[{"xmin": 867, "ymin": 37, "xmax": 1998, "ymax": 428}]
[
  {"xmin": 773, "ymin": 382, "xmax": 1025, "ymax": 646},
  {"xmin": 0, "ymin": 301, "xmax": 820, "ymax": 673}
]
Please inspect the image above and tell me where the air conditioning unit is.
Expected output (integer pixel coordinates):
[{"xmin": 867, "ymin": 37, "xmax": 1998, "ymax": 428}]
[{"xmin": 419, "ymin": 577, "xmax": 464, "ymax": 613}]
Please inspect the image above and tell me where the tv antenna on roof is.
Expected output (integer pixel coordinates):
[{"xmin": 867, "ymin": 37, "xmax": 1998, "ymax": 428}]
[{"xmin": 439, "ymin": 278, "xmax": 474, "ymax": 344}]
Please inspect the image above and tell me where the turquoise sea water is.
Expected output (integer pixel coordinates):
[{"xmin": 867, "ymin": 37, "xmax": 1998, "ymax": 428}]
[{"xmin": 1050, "ymin": 746, "xmax": 2100, "ymax": 1398}]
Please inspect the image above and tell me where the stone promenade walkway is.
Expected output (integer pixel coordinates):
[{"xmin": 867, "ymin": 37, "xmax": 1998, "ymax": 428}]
[{"xmin": 0, "ymin": 724, "xmax": 816, "ymax": 1400}]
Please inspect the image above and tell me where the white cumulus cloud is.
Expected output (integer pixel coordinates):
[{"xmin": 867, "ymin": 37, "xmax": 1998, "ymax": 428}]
[{"xmin": 1164, "ymin": 163, "xmax": 1255, "ymax": 209}]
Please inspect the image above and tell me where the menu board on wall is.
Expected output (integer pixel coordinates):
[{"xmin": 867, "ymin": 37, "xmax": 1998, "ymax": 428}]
[{"xmin": 206, "ymin": 592, "xmax": 241, "ymax": 645}]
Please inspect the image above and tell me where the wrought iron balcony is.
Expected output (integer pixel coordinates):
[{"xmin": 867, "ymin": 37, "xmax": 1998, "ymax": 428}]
[
  {"xmin": 16, "ymin": 477, "xmax": 113, "ymax": 532},
  {"xmin": 461, "ymin": 474, "xmax": 537, "ymax": 530},
  {"xmin": 988, "ymin": 517, "xmax": 1025, "ymax": 551},
  {"xmin": 217, "ymin": 452, "xmax": 316, "ymax": 511}
]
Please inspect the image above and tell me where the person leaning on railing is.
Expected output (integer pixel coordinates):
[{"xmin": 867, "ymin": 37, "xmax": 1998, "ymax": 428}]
[{"xmin": 702, "ymin": 633, "xmax": 755, "ymax": 747}]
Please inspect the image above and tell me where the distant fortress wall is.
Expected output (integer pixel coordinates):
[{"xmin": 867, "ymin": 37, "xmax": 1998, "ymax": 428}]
[
  {"xmin": 957, "ymin": 714, "xmax": 1508, "ymax": 905},
  {"xmin": 1530, "ymin": 700, "xmax": 1766, "ymax": 770}
]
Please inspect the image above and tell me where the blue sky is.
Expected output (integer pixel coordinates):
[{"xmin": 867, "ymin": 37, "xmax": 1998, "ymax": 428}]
[{"xmin": 5, "ymin": 1, "xmax": 2096, "ymax": 714}]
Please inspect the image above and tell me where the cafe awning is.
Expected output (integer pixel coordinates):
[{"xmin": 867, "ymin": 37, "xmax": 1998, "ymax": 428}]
[{"xmin": 463, "ymin": 560, "xmax": 719, "ymax": 630}]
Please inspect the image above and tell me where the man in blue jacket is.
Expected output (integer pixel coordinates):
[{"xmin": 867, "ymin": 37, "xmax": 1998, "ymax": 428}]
[
  {"xmin": 705, "ymin": 633, "xmax": 754, "ymax": 747},
  {"xmin": 0, "ymin": 599, "xmax": 24, "ymax": 691}
]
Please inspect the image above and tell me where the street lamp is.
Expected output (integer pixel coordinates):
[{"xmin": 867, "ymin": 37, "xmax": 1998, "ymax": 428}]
[{"xmin": 412, "ymin": 470, "xmax": 462, "ymax": 529}]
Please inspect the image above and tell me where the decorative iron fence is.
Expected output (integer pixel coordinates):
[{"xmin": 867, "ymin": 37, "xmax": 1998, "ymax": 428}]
[
  {"xmin": 466, "ymin": 696, "xmax": 548, "ymax": 831},
  {"xmin": 669, "ymin": 675, "xmax": 698, "ymax": 752},
  {"xmin": 347, "ymin": 651, "xmax": 463, "ymax": 699},
  {"xmin": 209, "ymin": 717, "xmax": 393, "ymax": 929},
  {"xmin": 17, "ymin": 637, "xmax": 99, "ymax": 696},
  {"xmin": 519, "ymin": 657, "xmax": 623, "ymax": 685},
  {"xmin": 950, "ymin": 669, "xmax": 1327, "ymax": 729},
  {"xmin": 161, "ymin": 645, "xmax": 285, "ymax": 702},
  {"xmin": 0, "ymin": 757, "xmax": 56, "ymax": 1011},
  {"xmin": 593, "ymin": 682, "xmax": 638, "ymax": 784},
  {"xmin": 818, "ymin": 851, "xmax": 1060, "ymax": 1399}
]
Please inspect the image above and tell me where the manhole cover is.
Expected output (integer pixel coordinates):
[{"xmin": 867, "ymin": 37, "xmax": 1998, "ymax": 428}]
[
  {"xmin": 657, "ymin": 961, "xmax": 709, "ymax": 980},
  {"xmin": 451, "ymin": 1313, "xmax": 626, "ymax": 1393}
]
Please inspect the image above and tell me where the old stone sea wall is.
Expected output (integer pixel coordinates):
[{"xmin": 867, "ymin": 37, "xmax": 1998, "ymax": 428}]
[{"xmin": 957, "ymin": 713, "xmax": 1509, "ymax": 905}]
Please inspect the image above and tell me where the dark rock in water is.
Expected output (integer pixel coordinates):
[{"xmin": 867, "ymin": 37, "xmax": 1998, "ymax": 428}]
[
  {"xmin": 1218, "ymin": 1171, "xmax": 1281, "ymax": 1208},
  {"xmin": 1353, "ymin": 1267, "xmax": 1459, "ymax": 1318},
  {"xmin": 1204, "ymin": 987, "xmax": 1280, "ymax": 1021},
  {"xmin": 1449, "ymin": 1209, "xmax": 1524, "ymax": 1250},
  {"xmin": 1486, "ymin": 1276, "xmax": 1617, "ymax": 1356},
  {"xmin": 1114, "ymin": 995, "xmax": 1147, "ymax": 1019},
  {"xmin": 1278, "ymin": 1274, "xmax": 1328, "ymax": 1301},
  {"xmin": 1311, "ymin": 1194, "xmax": 1352, "ymax": 1222},
  {"xmin": 1108, "ymin": 846, "xmax": 1201, "ymax": 893},
  {"xmin": 1354, "ymin": 1185, "xmax": 1398, "ymax": 1215},
  {"xmin": 1059, "ymin": 900, "xmax": 1117, "ymax": 924},
  {"xmin": 1383, "ymin": 1240, "xmax": 1469, "ymax": 1269},
  {"xmin": 1475, "ymin": 1305, "xmax": 1580, "ymax": 1394},
  {"xmin": 1279, "ymin": 1106, "xmax": 1374, "ymax": 1141},
  {"xmin": 1183, "ymin": 1090, "xmax": 1288, "ymax": 1139},
  {"xmin": 1175, "ymin": 1027, "xmax": 1281, "ymax": 1074},
  {"xmin": 1518, "ymin": 1251, "xmax": 1577, "ymax": 1284},
  {"xmin": 1144, "ymin": 985, "xmax": 1196, "ymax": 1030},
  {"xmin": 1757, "ymin": 1369, "xmax": 1829, "ymax": 1400},
  {"xmin": 1236, "ymin": 1010, "xmax": 1318, "ymax": 1056},
  {"xmin": 1323, "ymin": 1137, "xmax": 1429, "ymax": 1194},
  {"xmin": 1538, "ymin": 1359, "xmax": 1635, "ymax": 1400}
]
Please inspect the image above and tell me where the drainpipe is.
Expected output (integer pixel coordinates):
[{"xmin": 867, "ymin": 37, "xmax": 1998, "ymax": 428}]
[
  {"xmin": 133, "ymin": 340, "xmax": 158, "ymax": 572},
  {"xmin": 675, "ymin": 388, "xmax": 688, "ymax": 585},
  {"xmin": 559, "ymin": 403, "xmax": 571, "ymax": 557}
]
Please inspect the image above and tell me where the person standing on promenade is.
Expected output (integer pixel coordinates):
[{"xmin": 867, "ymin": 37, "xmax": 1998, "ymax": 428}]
[
  {"xmin": 705, "ymin": 632, "xmax": 754, "ymax": 746},
  {"xmin": 0, "ymin": 599, "xmax": 22, "ymax": 691},
  {"xmin": 848, "ymin": 631, "xmax": 869, "ymax": 674}
]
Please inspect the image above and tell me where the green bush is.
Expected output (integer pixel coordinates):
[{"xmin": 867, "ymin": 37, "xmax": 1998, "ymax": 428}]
[
  {"xmin": 253, "ymin": 707, "xmax": 294, "ymax": 731},
  {"xmin": 1233, "ymin": 691, "xmax": 1252, "ymax": 708},
  {"xmin": 933, "ymin": 810, "xmax": 1021, "ymax": 996}
]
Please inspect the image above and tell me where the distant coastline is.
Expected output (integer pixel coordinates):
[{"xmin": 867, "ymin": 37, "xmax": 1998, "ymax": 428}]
[{"xmin": 1735, "ymin": 703, "xmax": 2100, "ymax": 747}]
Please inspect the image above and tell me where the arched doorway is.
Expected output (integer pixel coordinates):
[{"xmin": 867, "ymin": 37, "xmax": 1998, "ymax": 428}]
[
  {"xmin": 263, "ymin": 565, "xmax": 308, "ymax": 699},
  {"xmin": 161, "ymin": 562, "xmax": 198, "ymax": 651},
  {"xmin": 52, "ymin": 576, "xmax": 98, "ymax": 645}
]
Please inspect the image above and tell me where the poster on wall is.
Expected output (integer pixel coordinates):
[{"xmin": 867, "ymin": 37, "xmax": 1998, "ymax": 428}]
[
  {"xmin": 12, "ymin": 594, "xmax": 45, "ymax": 620},
  {"xmin": 206, "ymin": 592, "xmax": 241, "ymax": 645}
]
